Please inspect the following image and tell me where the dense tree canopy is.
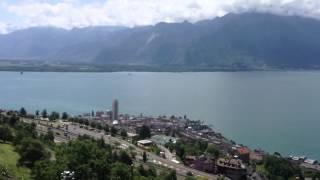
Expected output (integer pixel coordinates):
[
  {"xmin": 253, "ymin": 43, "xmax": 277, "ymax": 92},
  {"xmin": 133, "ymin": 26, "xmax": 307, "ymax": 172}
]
[
  {"xmin": 19, "ymin": 107, "xmax": 27, "ymax": 117},
  {"xmin": 49, "ymin": 111, "xmax": 60, "ymax": 121},
  {"xmin": 62, "ymin": 112, "xmax": 69, "ymax": 120},
  {"xmin": 41, "ymin": 109, "xmax": 48, "ymax": 118},
  {"xmin": 0, "ymin": 125, "xmax": 13, "ymax": 143},
  {"xmin": 264, "ymin": 155, "xmax": 301, "ymax": 179},
  {"xmin": 17, "ymin": 138, "xmax": 49, "ymax": 167},
  {"xmin": 111, "ymin": 162, "xmax": 131, "ymax": 180},
  {"xmin": 138, "ymin": 125, "xmax": 151, "ymax": 139}
]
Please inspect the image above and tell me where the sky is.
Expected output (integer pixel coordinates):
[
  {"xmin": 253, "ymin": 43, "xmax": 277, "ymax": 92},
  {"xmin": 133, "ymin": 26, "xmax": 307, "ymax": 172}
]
[{"xmin": 0, "ymin": 0, "xmax": 319, "ymax": 33}]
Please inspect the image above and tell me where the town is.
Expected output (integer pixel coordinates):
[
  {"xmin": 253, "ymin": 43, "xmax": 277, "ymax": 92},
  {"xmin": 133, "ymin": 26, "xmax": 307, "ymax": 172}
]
[{"xmin": 1, "ymin": 100, "xmax": 320, "ymax": 180}]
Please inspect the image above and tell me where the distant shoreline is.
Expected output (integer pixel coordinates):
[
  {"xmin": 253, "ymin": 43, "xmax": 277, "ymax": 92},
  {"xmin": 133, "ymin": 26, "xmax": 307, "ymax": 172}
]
[
  {"xmin": 0, "ymin": 68, "xmax": 318, "ymax": 73},
  {"xmin": 0, "ymin": 64, "xmax": 317, "ymax": 73}
]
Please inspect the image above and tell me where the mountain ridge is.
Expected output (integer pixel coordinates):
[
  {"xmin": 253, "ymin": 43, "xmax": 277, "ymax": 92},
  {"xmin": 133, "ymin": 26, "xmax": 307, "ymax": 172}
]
[{"xmin": 1, "ymin": 13, "xmax": 320, "ymax": 69}]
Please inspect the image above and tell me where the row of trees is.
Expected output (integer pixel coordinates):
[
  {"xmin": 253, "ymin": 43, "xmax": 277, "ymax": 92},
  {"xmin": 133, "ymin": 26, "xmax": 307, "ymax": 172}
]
[{"xmin": 19, "ymin": 107, "xmax": 69, "ymax": 121}]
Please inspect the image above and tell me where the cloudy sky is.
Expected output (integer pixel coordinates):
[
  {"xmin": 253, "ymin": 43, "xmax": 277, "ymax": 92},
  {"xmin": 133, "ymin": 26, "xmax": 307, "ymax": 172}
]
[{"xmin": 0, "ymin": 0, "xmax": 319, "ymax": 33}]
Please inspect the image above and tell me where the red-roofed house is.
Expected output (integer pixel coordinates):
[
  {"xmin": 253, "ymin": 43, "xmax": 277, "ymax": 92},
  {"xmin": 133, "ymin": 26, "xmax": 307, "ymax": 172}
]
[{"xmin": 238, "ymin": 147, "xmax": 251, "ymax": 164}]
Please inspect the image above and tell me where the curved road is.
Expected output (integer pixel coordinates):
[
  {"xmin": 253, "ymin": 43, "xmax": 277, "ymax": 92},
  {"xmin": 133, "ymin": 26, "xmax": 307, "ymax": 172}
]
[{"xmin": 23, "ymin": 118, "xmax": 218, "ymax": 179}]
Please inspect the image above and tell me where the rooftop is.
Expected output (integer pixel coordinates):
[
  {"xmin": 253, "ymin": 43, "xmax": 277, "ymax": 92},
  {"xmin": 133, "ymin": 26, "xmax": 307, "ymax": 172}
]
[
  {"xmin": 137, "ymin": 139, "xmax": 153, "ymax": 145},
  {"xmin": 238, "ymin": 147, "xmax": 251, "ymax": 154},
  {"xmin": 217, "ymin": 158, "xmax": 246, "ymax": 170}
]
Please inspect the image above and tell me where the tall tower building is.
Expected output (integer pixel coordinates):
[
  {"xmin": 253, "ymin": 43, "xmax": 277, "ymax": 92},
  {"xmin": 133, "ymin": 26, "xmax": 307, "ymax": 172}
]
[{"xmin": 112, "ymin": 99, "xmax": 119, "ymax": 120}]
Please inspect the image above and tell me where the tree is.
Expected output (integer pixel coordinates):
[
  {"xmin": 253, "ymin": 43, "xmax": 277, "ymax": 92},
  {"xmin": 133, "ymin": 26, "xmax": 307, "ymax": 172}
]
[
  {"xmin": 13, "ymin": 122, "xmax": 38, "ymax": 145},
  {"xmin": 164, "ymin": 170, "xmax": 177, "ymax": 180},
  {"xmin": 17, "ymin": 138, "xmax": 49, "ymax": 167},
  {"xmin": 312, "ymin": 172, "xmax": 320, "ymax": 179},
  {"xmin": 35, "ymin": 110, "xmax": 40, "ymax": 117},
  {"xmin": 84, "ymin": 120, "xmax": 89, "ymax": 126},
  {"xmin": 41, "ymin": 109, "xmax": 48, "ymax": 118},
  {"xmin": 138, "ymin": 164, "xmax": 148, "ymax": 177},
  {"xmin": 138, "ymin": 125, "xmax": 151, "ymax": 139},
  {"xmin": 42, "ymin": 131, "xmax": 54, "ymax": 144},
  {"xmin": 264, "ymin": 155, "xmax": 298, "ymax": 179},
  {"xmin": 147, "ymin": 166, "xmax": 157, "ymax": 177},
  {"xmin": 186, "ymin": 171, "xmax": 193, "ymax": 176},
  {"xmin": 9, "ymin": 115, "xmax": 19, "ymax": 126},
  {"xmin": 32, "ymin": 160, "xmax": 66, "ymax": 180},
  {"xmin": 206, "ymin": 144, "xmax": 220, "ymax": 158},
  {"xmin": 143, "ymin": 151, "xmax": 147, "ymax": 163},
  {"xmin": 104, "ymin": 125, "xmax": 110, "ymax": 134},
  {"xmin": 119, "ymin": 151, "xmax": 132, "ymax": 165},
  {"xmin": 78, "ymin": 118, "xmax": 83, "ymax": 124},
  {"xmin": 111, "ymin": 162, "xmax": 130, "ymax": 180},
  {"xmin": 97, "ymin": 136, "xmax": 106, "ymax": 148},
  {"xmin": 197, "ymin": 140, "xmax": 208, "ymax": 152},
  {"xmin": 175, "ymin": 142, "xmax": 185, "ymax": 159},
  {"xmin": 90, "ymin": 121, "xmax": 97, "ymax": 128},
  {"xmin": 62, "ymin": 112, "xmax": 68, "ymax": 120},
  {"xmin": 120, "ymin": 129, "xmax": 127, "ymax": 138},
  {"xmin": 49, "ymin": 112, "xmax": 60, "ymax": 121},
  {"xmin": 111, "ymin": 126, "xmax": 117, "ymax": 136},
  {"xmin": 19, "ymin": 107, "xmax": 27, "ymax": 117},
  {"xmin": 54, "ymin": 139, "xmax": 110, "ymax": 180},
  {"xmin": 97, "ymin": 123, "xmax": 103, "ymax": 130},
  {"xmin": 0, "ymin": 126, "xmax": 13, "ymax": 143},
  {"xmin": 30, "ymin": 137, "xmax": 173, "ymax": 180},
  {"xmin": 185, "ymin": 176, "xmax": 196, "ymax": 180}
]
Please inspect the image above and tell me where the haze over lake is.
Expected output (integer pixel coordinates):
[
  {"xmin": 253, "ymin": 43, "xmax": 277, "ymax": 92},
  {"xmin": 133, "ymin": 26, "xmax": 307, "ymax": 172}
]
[{"xmin": 1, "ymin": 71, "xmax": 319, "ymax": 159}]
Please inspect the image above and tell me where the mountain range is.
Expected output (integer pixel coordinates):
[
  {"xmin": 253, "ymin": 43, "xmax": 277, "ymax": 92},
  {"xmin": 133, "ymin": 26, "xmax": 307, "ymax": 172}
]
[{"xmin": 1, "ymin": 13, "xmax": 320, "ymax": 69}]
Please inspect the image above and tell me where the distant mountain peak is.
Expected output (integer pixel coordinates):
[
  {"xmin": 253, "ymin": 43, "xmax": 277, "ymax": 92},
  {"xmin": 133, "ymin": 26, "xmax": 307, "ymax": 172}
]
[{"xmin": 1, "ymin": 13, "xmax": 320, "ymax": 69}]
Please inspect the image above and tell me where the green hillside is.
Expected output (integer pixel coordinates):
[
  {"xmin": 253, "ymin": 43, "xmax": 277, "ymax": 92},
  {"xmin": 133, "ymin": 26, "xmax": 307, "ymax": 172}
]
[{"xmin": 0, "ymin": 143, "xmax": 31, "ymax": 180}]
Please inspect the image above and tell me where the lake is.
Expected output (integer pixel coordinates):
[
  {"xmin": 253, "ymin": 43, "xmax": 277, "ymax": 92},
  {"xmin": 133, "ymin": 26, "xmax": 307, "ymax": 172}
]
[{"xmin": 0, "ymin": 71, "xmax": 319, "ymax": 159}]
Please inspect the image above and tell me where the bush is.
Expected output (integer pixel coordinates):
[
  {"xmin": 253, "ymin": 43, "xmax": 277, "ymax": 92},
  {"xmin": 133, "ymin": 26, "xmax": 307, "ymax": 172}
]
[
  {"xmin": 17, "ymin": 138, "xmax": 49, "ymax": 167},
  {"xmin": 0, "ymin": 126, "xmax": 13, "ymax": 143}
]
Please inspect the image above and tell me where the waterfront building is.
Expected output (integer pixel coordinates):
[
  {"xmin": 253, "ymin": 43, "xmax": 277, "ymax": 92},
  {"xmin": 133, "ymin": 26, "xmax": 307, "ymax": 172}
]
[
  {"xmin": 112, "ymin": 99, "xmax": 119, "ymax": 120},
  {"xmin": 216, "ymin": 158, "xmax": 247, "ymax": 180},
  {"xmin": 237, "ymin": 147, "xmax": 251, "ymax": 164}
]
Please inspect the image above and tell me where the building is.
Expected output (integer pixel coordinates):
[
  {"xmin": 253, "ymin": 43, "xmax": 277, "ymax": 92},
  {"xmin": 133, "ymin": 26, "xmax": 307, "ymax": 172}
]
[
  {"xmin": 237, "ymin": 147, "xmax": 251, "ymax": 164},
  {"xmin": 137, "ymin": 140, "xmax": 153, "ymax": 149},
  {"xmin": 95, "ymin": 111, "xmax": 105, "ymax": 117},
  {"xmin": 106, "ymin": 110, "xmax": 112, "ymax": 120},
  {"xmin": 151, "ymin": 135, "xmax": 178, "ymax": 146},
  {"xmin": 250, "ymin": 149, "xmax": 265, "ymax": 162},
  {"xmin": 216, "ymin": 158, "xmax": 247, "ymax": 180},
  {"xmin": 193, "ymin": 155, "xmax": 216, "ymax": 173},
  {"xmin": 127, "ymin": 132, "xmax": 138, "ymax": 141},
  {"xmin": 185, "ymin": 156, "xmax": 197, "ymax": 166},
  {"xmin": 304, "ymin": 159, "xmax": 318, "ymax": 165},
  {"xmin": 112, "ymin": 99, "xmax": 119, "ymax": 121}
]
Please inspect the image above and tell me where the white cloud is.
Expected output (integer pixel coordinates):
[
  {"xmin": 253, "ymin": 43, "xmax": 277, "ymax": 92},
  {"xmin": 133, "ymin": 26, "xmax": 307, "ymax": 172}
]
[
  {"xmin": 2, "ymin": 0, "xmax": 320, "ymax": 33},
  {"xmin": 0, "ymin": 22, "xmax": 8, "ymax": 34}
]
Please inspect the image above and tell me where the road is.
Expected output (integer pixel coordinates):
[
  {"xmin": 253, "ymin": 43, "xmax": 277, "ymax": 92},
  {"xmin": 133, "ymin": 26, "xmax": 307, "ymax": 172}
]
[
  {"xmin": 67, "ymin": 124, "xmax": 218, "ymax": 179},
  {"xmin": 22, "ymin": 118, "xmax": 218, "ymax": 179}
]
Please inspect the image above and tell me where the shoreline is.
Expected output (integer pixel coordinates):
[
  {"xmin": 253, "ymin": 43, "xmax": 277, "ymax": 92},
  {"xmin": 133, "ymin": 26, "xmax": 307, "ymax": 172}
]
[
  {"xmin": 1, "ymin": 68, "xmax": 320, "ymax": 73},
  {"xmin": 1, "ymin": 60, "xmax": 320, "ymax": 73},
  {"xmin": 1, "ymin": 107, "xmax": 318, "ymax": 163}
]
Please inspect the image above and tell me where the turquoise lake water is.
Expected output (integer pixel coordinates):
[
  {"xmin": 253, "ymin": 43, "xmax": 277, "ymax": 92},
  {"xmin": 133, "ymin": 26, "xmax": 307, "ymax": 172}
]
[{"xmin": 0, "ymin": 71, "xmax": 319, "ymax": 159}]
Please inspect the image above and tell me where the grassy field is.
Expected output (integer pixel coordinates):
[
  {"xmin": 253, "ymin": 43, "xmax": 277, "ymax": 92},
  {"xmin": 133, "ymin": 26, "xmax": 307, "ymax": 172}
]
[{"xmin": 0, "ymin": 143, "xmax": 31, "ymax": 180}]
